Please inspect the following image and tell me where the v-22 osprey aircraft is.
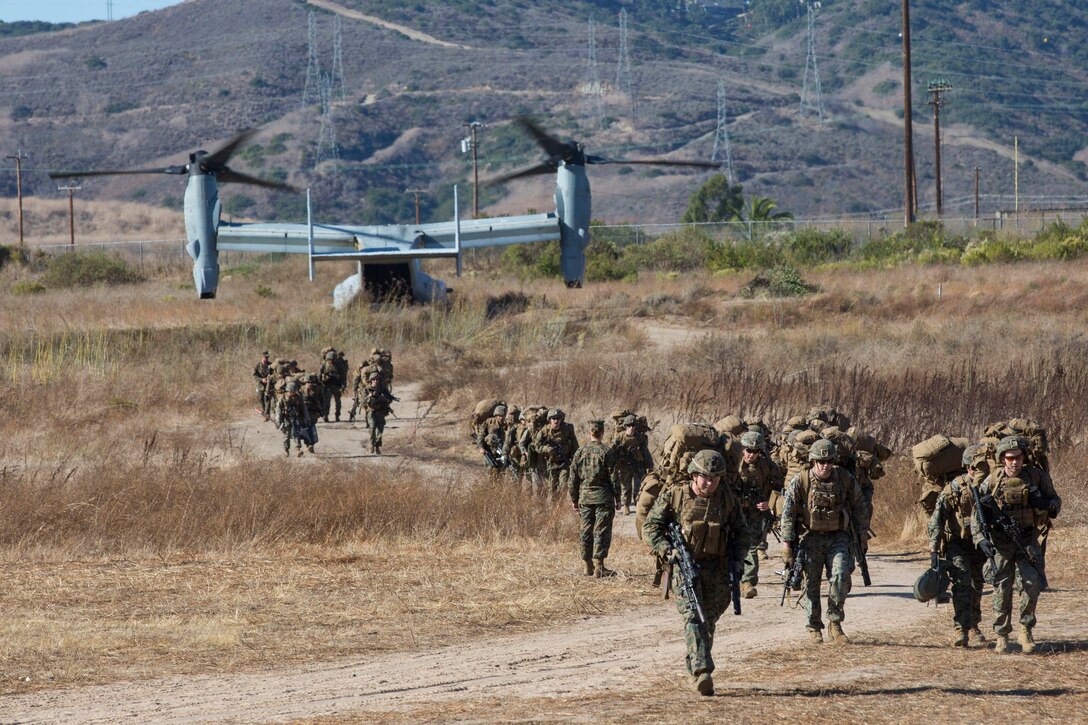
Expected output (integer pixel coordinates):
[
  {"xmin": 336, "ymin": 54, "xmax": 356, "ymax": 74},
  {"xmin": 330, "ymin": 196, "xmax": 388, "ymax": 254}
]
[{"xmin": 51, "ymin": 119, "xmax": 716, "ymax": 307}]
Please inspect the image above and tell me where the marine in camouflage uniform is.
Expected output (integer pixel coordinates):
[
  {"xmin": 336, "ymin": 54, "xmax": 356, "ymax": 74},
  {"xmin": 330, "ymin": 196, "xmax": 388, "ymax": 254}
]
[
  {"xmin": 533, "ymin": 408, "xmax": 579, "ymax": 498},
  {"xmin": 781, "ymin": 439, "xmax": 871, "ymax": 644},
  {"xmin": 568, "ymin": 420, "xmax": 621, "ymax": 577},
  {"xmin": 279, "ymin": 380, "xmax": 311, "ymax": 457},
  {"xmin": 475, "ymin": 404, "xmax": 509, "ymax": 471},
  {"xmin": 362, "ymin": 373, "xmax": 396, "ymax": 455},
  {"xmin": 973, "ymin": 436, "xmax": 1060, "ymax": 654},
  {"xmin": 319, "ymin": 349, "xmax": 345, "ymax": 422},
  {"xmin": 928, "ymin": 444, "xmax": 987, "ymax": 647},
  {"xmin": 252, "ymin": 351, "xmax": 272, "ymax": 420},
  {"xmin": 501, "ymin": 407, "xmax": 526, "ymax": 479},
  {"xmin": 643, "ymin": 450, "xmax": 751, "ymax": 696},
  {"xmin": 609, "ymin": 414, "xmax": 653, "ymax": 516},
  {"xmin": 299, "ymin": 375, "xmax": 323, "ymax": 453},
  {"xmin": 733, "ymin": 431, "xmax": 784, "ymax": 598}
]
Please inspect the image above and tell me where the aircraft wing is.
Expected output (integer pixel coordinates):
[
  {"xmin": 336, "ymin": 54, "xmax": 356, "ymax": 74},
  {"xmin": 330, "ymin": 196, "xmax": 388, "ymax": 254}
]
[{"xmin": 216, "ymin": 212, "xmax": 560, "ymax": 263}]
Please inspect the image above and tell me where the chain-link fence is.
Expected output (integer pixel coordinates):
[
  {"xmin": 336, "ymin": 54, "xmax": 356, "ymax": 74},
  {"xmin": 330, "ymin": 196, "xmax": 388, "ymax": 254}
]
[{"xmin": 31, "ymin": 239, "xmax": 278, "ymax": 273}]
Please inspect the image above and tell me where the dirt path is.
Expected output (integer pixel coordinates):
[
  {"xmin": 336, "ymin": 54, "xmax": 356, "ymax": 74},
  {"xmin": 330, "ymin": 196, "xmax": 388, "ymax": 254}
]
[
  {"xmin": 1, "ymin": 525, "xmax": 933, "ymax": 723},
  {"xmin": 304, "ymin": 0, "xmax": 471, "ymax": 50}
]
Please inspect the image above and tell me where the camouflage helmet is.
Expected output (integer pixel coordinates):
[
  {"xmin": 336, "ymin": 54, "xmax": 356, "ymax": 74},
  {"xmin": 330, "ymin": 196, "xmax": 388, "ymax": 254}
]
[
  {"xmin": 622, "ymin": 414, "xmax": 637, "ymax": 427},
  {"xmin": 285, "ymin": 380, "xmax": 300, "ymax": 392},
  {"xmin": 547, "ymin": 408, "xmax": 565, "ymax": 421},
  {"xmin": 739, "ymin": 431, "xmax": 765, "ymax": 450},
  {"xmin": 688, "ymin": 449, "xmax": 728, "ymax": 477},
  {"xmin": 261, "ymin": 350, "xmax": 270, "ymax": 357},
  {"xmin": 494, "ymin": 404, "xmax": 507, "ymax": 416},
  {"xmin": 996, "ymin": 436, "xmax": 1026, "ymax": 457},
  {"xmin": 368, "ymin": 372, "xmax": 381, "ymax": 382},
  {"xmin": 305, "ymin": 373, "xmax": 319, "ymax": 384},
  {"xmin": 913, "ymin": 565, "xmax": 946, "ymax": 603},
  {"xmin": 325, "ymin": 351, "xmax": 336, "ymax": 360},
  {"xmin": 808, "ymin": 438, "xmax": 837, "ymax": 462},
  {"xmin": 962, "ymin": 443, "xmax": 982, "ymax": 469}
]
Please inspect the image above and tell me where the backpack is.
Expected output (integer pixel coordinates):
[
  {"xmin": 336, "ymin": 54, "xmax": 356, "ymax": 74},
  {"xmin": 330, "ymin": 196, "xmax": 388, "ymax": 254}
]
[
  {"xmin": 911, "ymin": 435, "xmax": 969, "ymax": 482},
  {"xmin": 983, "ymin": 418, "xmax": 1049, "ymax": 472},
  {"xmin": 658, "ymin": 423, "xmax": 723, "ymax": 476}
]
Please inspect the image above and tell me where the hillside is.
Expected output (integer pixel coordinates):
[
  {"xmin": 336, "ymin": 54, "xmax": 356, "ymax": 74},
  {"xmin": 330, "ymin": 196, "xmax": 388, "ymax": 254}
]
[{"xmin": 1, "ymin": 0, "xmax": 1087, "ymax": 235}]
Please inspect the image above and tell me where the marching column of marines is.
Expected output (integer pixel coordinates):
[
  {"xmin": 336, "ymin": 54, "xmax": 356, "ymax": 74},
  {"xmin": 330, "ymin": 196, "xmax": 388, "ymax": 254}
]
[{"xmin": 247, "ymin": 359, "xmax": 1065, "ymax": 695}]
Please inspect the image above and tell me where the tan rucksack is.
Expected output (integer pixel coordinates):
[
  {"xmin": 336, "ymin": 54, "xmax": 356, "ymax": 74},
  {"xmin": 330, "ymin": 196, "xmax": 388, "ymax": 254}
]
[
  {"xmin": 659, "ymin": 423, "xmax": 723, "ymax": 476},
  {"xmin": 912, "ymin": 434, "xmax": 969, "ymax": 513}
]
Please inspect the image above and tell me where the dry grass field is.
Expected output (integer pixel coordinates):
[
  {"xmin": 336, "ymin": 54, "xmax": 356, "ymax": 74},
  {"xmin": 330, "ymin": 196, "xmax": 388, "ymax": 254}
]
[{"xmin": 0, "ymin": 247, "xmax": 1085, "ymax": 721}]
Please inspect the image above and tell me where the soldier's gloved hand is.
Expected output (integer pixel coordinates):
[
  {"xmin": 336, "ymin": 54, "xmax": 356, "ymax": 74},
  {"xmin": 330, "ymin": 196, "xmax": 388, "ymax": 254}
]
[
  {"xmin": 1048, "ymin": 504, "xmax": 1059, "ymax": 519},
  {"xmin": 979, "ymin": 540, "xmax": 996, "ymax": 560},
  {"xmin": 930, "ymin": 551, "xmax": 939, "ymax": 570}
]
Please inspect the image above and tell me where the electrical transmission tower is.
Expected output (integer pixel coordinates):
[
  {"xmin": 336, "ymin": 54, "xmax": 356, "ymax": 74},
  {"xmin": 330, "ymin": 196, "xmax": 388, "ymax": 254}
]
[
  {"xmin": 799, "ymin": 2, "xmax": 825, "ymax": 122},
  {"xmin": 315, "ymin": 74, "xmax": 339, "ymax": 166},
  {"xmin": 711, "ymin": 79, "xmax": 736, "ymax": 184},
  {"xmin": 615, "ymin": 9, "xmax": 636, "ymax": 121},
  {"xmin": 581, "ymin": 19, "xmax": 604, "ymax": 130},
  {"xmin": 106, "ymin": 0, "xmax": 114, "ymax": 21},
  {"xmin": 331, "ymin": 15, "xmax": 346, "ymax": 101},
  {"xmin": 303, "ymin": 11, "xmax": 322, "ymax": 106}
]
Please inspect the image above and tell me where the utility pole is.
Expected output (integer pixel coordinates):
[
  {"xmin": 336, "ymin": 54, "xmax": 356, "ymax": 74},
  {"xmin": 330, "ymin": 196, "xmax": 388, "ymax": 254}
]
[
  {"xmin": 58, "ymin": 183, "xmax": 80, "ymax": 245},
  {"xmin": 928, "ymin": 78, "xmax": 952, "ymax": 217},
  {"xmin": 974, "ymin": 166, "xmax": 980, "ymax": 222},
  {"xmin": 6, "ymin": 150, "xmax": 27, "ymax": 246},
  {"xmin": 901, "ymin": 0, "xmax": 916, "ymax": 227},
  {"xmin": 107, "ymin": 0, "xmax": 114, "ymax": 21},
  {"xmin": 461, "ymin": 121, "xmax": 483, "ymax": 218},
  {"xmin": 405, "ymin": 188, "xmax": 426, "ymax": 224}
]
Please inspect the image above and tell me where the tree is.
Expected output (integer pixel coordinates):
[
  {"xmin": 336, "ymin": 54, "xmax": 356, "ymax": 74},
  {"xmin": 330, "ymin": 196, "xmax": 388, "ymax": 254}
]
[
  {"xmin": 747, "ymin": 195, "xmax": 793, "ymax": 221},
  {"xmin": 680, "ymin": 174, "xmax": 744, "ymax": 224}
]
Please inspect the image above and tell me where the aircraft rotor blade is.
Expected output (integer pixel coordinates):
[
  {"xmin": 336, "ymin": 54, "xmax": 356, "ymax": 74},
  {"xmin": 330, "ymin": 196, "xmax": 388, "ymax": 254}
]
[
  {"xmin": 217, "ymin": 169, "xmax": 297, "ymax": 191},
  {"xmin": 488, "ymin": 161, "xmax": 559, "ymax": 185},
  {"xmin": 48, "ymin": 165, "xmax": 188, "ymax": 180},
  {"xmin": 515, "ymin": 117, "xmax": 573, "ymax": 159},
  {"xmin": 203, "ymin": 128, "xmax": 259, "ymax": 168},
  {"xmin": 587, "ymin": 157, "xmax": 721, "ymax": 170}
]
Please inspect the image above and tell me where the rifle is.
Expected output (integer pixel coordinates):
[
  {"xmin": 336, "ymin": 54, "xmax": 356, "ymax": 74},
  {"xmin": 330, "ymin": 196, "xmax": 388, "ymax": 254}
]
[
  {"xmin": 664, "ymin": 521, "xmax": 706, "ymax": 625},
  {"xmin": 850, "ymin": 522, "xmax": 872, "ymax": 587},
  {"xmin": 780, "ymin": 544, "xmax": 805, "ymax": 606},
  {"xmin": 975, "ymin": 487, "xmax": 1049, "ymax": 590},
  {"xmin": 480, "ymin": 441, "xmax": 507, "ymax": 470},
  {"xmin": 968, "ymin": 484, "xmax": 999, "ymax": 574}
]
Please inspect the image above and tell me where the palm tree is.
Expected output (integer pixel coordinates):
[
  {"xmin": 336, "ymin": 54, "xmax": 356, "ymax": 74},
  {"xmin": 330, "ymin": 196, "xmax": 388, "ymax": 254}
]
[{"xmin": 746, "ymin": 195, "xmax": 793, "ymax": 221}]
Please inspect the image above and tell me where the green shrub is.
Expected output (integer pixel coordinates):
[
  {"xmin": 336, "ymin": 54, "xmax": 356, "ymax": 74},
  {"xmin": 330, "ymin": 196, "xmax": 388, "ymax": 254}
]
[
  {"xmin": 41, "ymin": 251, "xmax": 144, "ymax": 288},
  {"xmin": 255, "ymin": 285, "xmax": 275, "ymax": 298},
  {"xmin": 11, "ymin": 279, "xmax": 45, "ymax": 295}
]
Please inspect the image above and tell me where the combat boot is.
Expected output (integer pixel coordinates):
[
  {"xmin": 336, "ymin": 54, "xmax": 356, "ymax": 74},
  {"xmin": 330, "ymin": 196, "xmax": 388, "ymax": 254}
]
[
  {"xmin": 807, "ymin": 629, "xmax": 823, "ymax": 644},
  {"xmin": 307, "ymin": 444, "xmax": 315, "ymax": 454},
  {"xmin": 594, "ymin": 559, "xmax": 616, "ymax": 578},
  {"xmin": 284, "ymin": 449, "xmax": 290, "ymax": 458},
  {"xmin": 583, "ymin": 559, "xmax": 594, "ymax": 576},
  {"xmin": 740, "ymin": 582, "xmax": 757, "ymax": 599},
  {"xmin": 994, "ymin": 634, "xmax": 1009, "ymax": 654},
  {"xmin": 1019, "ymin": 627, "xmax": 1036, "ymax": 654},
  {"xmin": 969, "ymin": 627, "xmax": 987, "ymax": 644},
  {"xmin": 951, "ymin": 630, "xmax": 968, "ymax": 647},
  {"xmin": 335, "ymin": 415, "xmax": 341, "ymax": 422},
  {"xmin": 296, "ymin": 449, "xmax": 304, "ymax": 458},
  {"xmin": 828, "ymin": 622, "xmax": 849, "ymax": 644},
  {"xmin": 693, "ymin": 672, "xmax": 714, "ymax": 696},
  {"xmin": 623, "ymin": 504, "xmax": 631, "ymax": 516}
]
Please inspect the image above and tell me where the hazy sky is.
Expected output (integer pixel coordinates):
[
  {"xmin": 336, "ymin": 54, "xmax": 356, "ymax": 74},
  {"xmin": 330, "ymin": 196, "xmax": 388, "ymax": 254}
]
[{"xmin": 0, "ymin": 1, "xmax": 183, "ymax": 23}]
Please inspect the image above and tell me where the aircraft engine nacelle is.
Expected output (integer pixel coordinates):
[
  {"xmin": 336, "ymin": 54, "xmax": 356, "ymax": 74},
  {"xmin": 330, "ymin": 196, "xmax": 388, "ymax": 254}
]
[
  {"xmin": 183, "ymin": 173, "xmax": 221, "ymax": 299},
  {"xmin": 555, "ymin": 163, "xmax": 590, "ymax": 287}
]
